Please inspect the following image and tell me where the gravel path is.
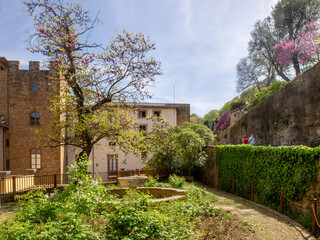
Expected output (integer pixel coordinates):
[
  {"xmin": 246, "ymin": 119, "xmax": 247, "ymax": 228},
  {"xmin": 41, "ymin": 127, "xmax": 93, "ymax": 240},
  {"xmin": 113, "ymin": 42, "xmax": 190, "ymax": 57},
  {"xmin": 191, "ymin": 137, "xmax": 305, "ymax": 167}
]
[{"xmin": 199, "ymin": 183, "xmax": 316, "ymax": 240}]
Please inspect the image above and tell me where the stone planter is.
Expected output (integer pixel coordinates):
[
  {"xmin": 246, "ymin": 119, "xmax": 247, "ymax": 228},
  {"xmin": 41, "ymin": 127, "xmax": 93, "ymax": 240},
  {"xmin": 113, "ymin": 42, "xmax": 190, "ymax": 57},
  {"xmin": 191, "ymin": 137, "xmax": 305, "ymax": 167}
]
[
  {"xmin": 117, "ymin": 176, "xmax": 148, "ymax": 188},
  {"xmin": 106, "ymin": 187, "xmax": 187, "ymax": 203}
]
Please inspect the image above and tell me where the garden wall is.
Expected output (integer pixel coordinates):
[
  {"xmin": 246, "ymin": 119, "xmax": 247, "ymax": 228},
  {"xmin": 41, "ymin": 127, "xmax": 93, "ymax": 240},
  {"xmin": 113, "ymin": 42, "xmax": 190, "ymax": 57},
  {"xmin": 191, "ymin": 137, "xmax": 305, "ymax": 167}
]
[{"xmin": 215, "ymin": 63, "xmax": 320, "ymax": 147}]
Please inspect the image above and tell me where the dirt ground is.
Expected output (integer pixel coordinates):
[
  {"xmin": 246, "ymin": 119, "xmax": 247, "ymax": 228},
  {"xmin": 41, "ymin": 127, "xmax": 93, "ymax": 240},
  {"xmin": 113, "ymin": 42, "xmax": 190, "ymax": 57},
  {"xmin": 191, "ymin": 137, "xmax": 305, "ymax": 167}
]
[{"xmin": 198, "ymin": 183, "xmax": 316, "ymax": 240}]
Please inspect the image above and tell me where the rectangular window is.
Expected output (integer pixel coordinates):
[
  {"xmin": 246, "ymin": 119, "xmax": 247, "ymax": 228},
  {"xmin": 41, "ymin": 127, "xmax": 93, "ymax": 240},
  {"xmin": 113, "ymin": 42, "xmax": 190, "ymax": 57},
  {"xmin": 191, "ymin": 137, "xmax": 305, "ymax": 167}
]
[
  {"xmin": 31, "ymin": 149, "xmax": 41, "ymax": 169},
  {"xmin": 107, "ymin": 154, "xmax": 118, "ymax": 171},
  {"xmin": 138, "ymin": 110, "xmax": 147, "ymax": 118},
  {"xmin": 32, "ymin": 82, "xmax": 38, "ymax": 92},
  {"xmin": 139, "ymin": 125, "xmax": 147, "ymax": 132},
  {"xmin": 30, "ymin": 112, "xmax": 40, "ymax": 126},
  {"xmin": 5, "ymin": 159, "xmax": 10, "ymax": 171},
  {"xmin": 153, "ymin": 110, "xmax": 161, "ymax": 117},
  {"xmin": 5, "ymin": 139, "xmax": 9, "ymax": 147},
  {"xmin": 141, "ymin": 151, "xmax": 147, "ymax": 160}
]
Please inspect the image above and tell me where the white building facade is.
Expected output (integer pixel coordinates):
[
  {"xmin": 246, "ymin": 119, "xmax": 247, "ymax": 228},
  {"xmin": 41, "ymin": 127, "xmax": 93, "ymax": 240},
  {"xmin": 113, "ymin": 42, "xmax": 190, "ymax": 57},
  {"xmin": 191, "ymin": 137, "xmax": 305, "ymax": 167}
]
[{"xmin": 67, "ymin": 103, "xmax": 190, "ymax": 181}]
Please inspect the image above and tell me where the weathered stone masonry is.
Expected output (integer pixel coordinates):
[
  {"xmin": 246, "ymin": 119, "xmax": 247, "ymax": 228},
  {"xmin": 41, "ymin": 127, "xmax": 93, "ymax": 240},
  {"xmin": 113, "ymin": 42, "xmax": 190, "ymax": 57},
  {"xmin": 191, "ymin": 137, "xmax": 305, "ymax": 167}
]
[{"xmin": 216, "ymin": 62, "xmax": 320, "ymax": 147}]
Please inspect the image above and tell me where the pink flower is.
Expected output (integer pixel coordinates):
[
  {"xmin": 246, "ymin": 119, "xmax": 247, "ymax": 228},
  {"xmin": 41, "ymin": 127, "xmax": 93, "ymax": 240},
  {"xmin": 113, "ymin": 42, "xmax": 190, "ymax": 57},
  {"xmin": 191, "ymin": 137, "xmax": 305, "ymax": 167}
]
[
  {"xmin": 70, "ymin": 164, "xmax": 76, "ymax": 170},
  {"xmin": 78, "ymin": 179, "xmax": 83, "ymax": 185}
]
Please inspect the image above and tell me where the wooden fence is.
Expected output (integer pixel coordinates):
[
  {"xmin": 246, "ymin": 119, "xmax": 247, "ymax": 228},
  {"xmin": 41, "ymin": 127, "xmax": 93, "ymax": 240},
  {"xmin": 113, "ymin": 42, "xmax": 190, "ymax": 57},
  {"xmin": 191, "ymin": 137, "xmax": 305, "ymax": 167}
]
[{"xmin": 0, "ymin": 168, "xmax": 167, "ymax": 203}]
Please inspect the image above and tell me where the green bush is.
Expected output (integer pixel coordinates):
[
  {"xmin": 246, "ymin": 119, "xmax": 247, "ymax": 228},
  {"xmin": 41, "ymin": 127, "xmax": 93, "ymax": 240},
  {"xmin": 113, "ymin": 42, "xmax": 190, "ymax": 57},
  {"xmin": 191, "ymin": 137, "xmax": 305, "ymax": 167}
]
[
  {"xmin": 216, "ymin": 145, "xmax": 320, "ymax": 207},
  {"xmin": 248, "ymin": 81, "xmax": 286, "ymax": 107},
  {"xmin": 143, "ymin": 174, "xmax": 186, "ymax": 189},
  {"xmin": 167, "ymin": 174, "xmax": 186, "ymax": 189},
  {"xmin": 105, "ymin": 205, "xmax": 162, "ymax": 240}
]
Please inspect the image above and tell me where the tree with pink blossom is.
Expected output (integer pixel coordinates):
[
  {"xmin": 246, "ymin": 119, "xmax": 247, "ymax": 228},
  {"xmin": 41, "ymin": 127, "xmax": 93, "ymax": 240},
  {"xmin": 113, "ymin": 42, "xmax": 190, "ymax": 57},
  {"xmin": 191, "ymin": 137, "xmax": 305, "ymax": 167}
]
[
  {"xmin": 23, "ymin": 0, "xmax": 162, "ymax": 160},
  {"xmin": 273, "ymin": 20, "xmax": 320, "ymax": 71}
]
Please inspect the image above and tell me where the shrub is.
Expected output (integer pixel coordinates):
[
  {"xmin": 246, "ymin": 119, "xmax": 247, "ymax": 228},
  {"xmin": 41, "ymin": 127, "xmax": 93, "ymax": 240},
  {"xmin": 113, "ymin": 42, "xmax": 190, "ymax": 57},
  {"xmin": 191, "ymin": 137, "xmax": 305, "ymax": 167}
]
[
  {"xmin": 248, "ymin": 81, "xmax": 286, "ymax": 107},
  {"xmin": 216, "ymin": 145, "xmax": 320, "ymax": 205},
  {"xmin": 143, "ymin": 174, "xmax": 186, "ymax": 189},
  {"xmin": 0, "ymin": 162, "xmax": 218, "ymax": 239}
]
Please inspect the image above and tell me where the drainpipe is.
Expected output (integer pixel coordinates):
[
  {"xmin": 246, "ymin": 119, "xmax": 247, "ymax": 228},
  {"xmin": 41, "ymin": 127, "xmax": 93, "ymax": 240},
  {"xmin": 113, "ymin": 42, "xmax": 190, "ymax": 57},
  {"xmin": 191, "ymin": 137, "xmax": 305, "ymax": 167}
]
[
  {"xmin": 2, "ymin": 125, "xmax": 7, "ymax": 171},
  {"xmin": 3, "ymin": 128, "xmax": 4, "ymax": 171},
  {"xmin": 92, "ymin": 144, "xmax": 95, "ymax": 178}
]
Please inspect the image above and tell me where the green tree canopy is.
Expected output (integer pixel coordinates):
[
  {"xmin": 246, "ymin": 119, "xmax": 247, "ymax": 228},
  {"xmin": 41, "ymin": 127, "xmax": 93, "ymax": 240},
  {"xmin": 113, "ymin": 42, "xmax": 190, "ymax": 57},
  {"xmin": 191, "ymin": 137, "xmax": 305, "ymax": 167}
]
[{"xmin": 148, "ymin": 122, "xmax": 213, "ymax": 176}]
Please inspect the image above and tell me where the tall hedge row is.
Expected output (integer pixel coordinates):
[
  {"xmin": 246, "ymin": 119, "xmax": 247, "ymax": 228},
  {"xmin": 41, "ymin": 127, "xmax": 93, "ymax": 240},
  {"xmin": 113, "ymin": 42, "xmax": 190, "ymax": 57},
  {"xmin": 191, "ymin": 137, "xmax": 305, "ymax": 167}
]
[{"xmin": 215, "ymin": 145, "xmax": 320, "ymax": 205}]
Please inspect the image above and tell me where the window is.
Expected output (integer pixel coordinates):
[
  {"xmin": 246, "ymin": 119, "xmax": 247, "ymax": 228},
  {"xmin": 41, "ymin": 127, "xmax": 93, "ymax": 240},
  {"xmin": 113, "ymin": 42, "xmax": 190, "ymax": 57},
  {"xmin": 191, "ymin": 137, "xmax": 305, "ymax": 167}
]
[
  {"xmin": 32, "ymin": 82, "xmax": 38, "ymax": 92},
  {"xmin": 5, "ymin": 159, "xmax": 10, "ymax": 171},
  {"xmin": 139, "ymin": 125, "xmax": 147, "ymax": 132},
  {"xmin": 141, "ymin": 151, "xmax": 147, "ymax": 160},
  {"xmin": 30, "ymin": 112, "xmax": 40, "ymax": 125},
  {"xmin": 31, "ymin": 149, "xmax": 41, "ymax": 169},
  {"xmin": 138, "ymin": 110, "xmax": 147, "ymax": 118},
  {"xmin": 153, "ymin": 110, "xmax": 161, "ymax": 117},
  {"xmin": 107, "ymin": 154, "xmax": 118, "ymax": 171},
  {"xmin": 5, "ymin": 139, "xmax": 9, "ymax": 147}
]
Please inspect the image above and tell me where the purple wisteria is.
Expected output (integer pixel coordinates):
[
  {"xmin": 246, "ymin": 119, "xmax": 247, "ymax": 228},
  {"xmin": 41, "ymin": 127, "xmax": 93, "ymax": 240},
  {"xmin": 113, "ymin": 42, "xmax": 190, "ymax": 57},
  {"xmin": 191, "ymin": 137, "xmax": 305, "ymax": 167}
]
[{"xmin": 214, "ymin": 111, "xmax": 230, "ymax": 135}]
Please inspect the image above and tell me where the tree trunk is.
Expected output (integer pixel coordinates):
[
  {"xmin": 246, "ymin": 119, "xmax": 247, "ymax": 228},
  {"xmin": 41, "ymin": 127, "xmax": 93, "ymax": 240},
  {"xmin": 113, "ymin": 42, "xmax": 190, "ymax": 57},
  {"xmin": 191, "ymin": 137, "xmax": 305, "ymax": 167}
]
[
  {"xmin": 188, "ymin": 161, "xmax": 191, "ymax": 177},
  {"xmin": 77, "ymin": 144, "xmax": 92, "ymax": 162},
  {"xmin": 292, "ymin": 54, "xmax": 301, "ymax": 76},
  {"xmin": 274, "ymin": 65, "xmax": 291, "ymax": 82}
]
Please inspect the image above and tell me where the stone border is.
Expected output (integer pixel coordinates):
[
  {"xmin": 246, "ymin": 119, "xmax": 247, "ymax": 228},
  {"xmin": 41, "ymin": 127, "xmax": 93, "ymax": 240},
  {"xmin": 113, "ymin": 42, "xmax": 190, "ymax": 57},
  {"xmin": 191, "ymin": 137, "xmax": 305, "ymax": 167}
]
[{"xmin": 106, "ymin": 187, "xmax": 187, "ymax": 203}]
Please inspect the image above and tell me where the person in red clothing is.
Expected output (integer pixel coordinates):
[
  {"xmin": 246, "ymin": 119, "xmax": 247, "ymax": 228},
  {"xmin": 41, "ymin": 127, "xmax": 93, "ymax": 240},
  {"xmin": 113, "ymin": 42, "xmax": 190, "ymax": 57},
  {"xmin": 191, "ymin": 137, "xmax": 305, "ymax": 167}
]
[{"xmin": 242, "ymin": 137, "xmax": 248, "ymax": 144}]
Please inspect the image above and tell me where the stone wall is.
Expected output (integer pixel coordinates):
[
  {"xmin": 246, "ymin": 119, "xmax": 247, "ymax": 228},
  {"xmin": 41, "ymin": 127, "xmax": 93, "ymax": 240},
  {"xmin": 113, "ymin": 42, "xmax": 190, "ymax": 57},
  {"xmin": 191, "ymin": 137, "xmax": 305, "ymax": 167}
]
[
  {"xmin": 216, "ymin": 63, "xmax": 320, "ymax": 147},
  {"xmin": 172, "ymin": 103, "xmax": 190, "ymax": 125},
  {"xmin": 194, "ymin": 146, "xmax": 218, "ymax": 187},
  {"xmin": 0, "ymin": 58, "xmax": 61, "ymax": 175}
]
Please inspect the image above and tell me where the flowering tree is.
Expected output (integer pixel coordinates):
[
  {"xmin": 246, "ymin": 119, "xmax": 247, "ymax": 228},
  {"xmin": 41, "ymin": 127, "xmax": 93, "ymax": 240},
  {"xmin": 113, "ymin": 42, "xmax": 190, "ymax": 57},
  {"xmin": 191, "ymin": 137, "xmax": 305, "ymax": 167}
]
[
  {"xmin": 23, "ymin": 0, "xmax": 162, "ymax": 160},
  {"xmin": 213, "ymin": 111, "xmax": 230, "ymax": 135},
  {"xmin": 271, "ymin": 0, "xmax": 320, "ymax": 75},
  {"xmin": 273, "ymin": 20, "xmax": 320, "ymax": 69}
]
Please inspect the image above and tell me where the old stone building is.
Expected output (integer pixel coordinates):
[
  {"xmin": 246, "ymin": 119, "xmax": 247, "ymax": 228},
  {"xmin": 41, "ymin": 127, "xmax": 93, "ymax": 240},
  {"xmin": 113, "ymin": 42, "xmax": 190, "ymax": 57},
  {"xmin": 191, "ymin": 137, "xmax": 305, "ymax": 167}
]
[
  {"xmin": 0, "ymin": 57, "xmax": 190, "ymax": 177},
  {"xmin": 0, "ymin": 57, "xmax": 62, "ymax": 176}
]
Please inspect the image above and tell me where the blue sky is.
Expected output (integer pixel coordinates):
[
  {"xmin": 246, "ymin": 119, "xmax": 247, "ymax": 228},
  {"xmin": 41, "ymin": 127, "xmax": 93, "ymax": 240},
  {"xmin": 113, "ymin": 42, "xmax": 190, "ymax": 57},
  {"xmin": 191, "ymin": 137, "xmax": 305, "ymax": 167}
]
[{"xmin": 0, "ymin": 0, "xmax": 278, "ymax": 117}]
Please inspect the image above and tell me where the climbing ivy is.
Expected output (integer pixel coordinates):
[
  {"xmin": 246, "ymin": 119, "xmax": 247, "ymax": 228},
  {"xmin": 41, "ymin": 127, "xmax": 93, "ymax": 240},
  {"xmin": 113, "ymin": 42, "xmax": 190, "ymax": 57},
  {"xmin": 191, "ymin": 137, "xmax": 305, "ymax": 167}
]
[{"xmin": 215, "ymin": 145, "xmax": 320, "ymax": 206}]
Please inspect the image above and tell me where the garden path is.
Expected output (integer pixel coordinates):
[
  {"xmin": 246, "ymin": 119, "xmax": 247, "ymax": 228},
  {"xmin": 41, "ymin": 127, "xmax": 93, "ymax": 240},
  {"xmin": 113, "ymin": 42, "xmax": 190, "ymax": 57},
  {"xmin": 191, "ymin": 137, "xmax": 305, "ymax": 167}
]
[{"xmin": 198, "ymin": 183, "xmax": 316, "ymax": 240}]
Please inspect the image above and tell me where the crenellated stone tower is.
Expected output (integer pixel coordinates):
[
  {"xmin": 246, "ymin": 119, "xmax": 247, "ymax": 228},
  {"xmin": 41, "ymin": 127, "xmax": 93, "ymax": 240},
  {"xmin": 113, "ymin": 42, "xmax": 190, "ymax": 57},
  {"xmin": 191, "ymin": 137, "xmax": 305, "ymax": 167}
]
[{"xmin": 0, "ymin": 57, "xmax": 62, "ymax": 176}]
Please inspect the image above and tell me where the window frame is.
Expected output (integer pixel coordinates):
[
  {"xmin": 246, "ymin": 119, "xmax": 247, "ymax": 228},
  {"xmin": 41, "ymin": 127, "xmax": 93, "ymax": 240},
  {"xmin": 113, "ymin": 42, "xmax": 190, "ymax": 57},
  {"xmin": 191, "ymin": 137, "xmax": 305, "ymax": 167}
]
[
  {"xmin": 138, "ymin": 110, "xmax": 147, "ymax": 118},
  {"xmin": 32, "ymin": 82, "xmax": 38, "ymax": 92},
  {"xmin": 139, "ymin": 124, "xmax": 147, "ymax": 132},
  {"xmin": 30, "ymin": 112, "xmax": 40, "ymax": 126},
  {"xmin": 153, "ymin": 110, "xmax": 161, "ymax": 117},
  {"xmin": 31, "ymin": 149, "xmax": 41, "ymax": 169},
  {"xmin": 107, "ymin": 154, "xmax": 118, "ymax": 172}
]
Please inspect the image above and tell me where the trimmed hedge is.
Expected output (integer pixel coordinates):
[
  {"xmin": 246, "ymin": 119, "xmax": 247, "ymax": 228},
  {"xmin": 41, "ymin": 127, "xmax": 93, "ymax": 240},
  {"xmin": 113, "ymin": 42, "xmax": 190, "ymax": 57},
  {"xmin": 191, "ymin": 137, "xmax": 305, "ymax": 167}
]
[{"xmin": 216, "ymin": 145, "xmax": 320, "ymax": 206}]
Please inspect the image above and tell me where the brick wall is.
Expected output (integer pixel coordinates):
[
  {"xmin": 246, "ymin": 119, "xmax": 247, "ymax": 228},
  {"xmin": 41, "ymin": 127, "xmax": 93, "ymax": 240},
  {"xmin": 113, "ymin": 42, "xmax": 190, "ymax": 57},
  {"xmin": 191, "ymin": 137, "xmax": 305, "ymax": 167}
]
[{"xmin": 0, "ymin": 58, "xmax": 61, "ymax": 175}]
